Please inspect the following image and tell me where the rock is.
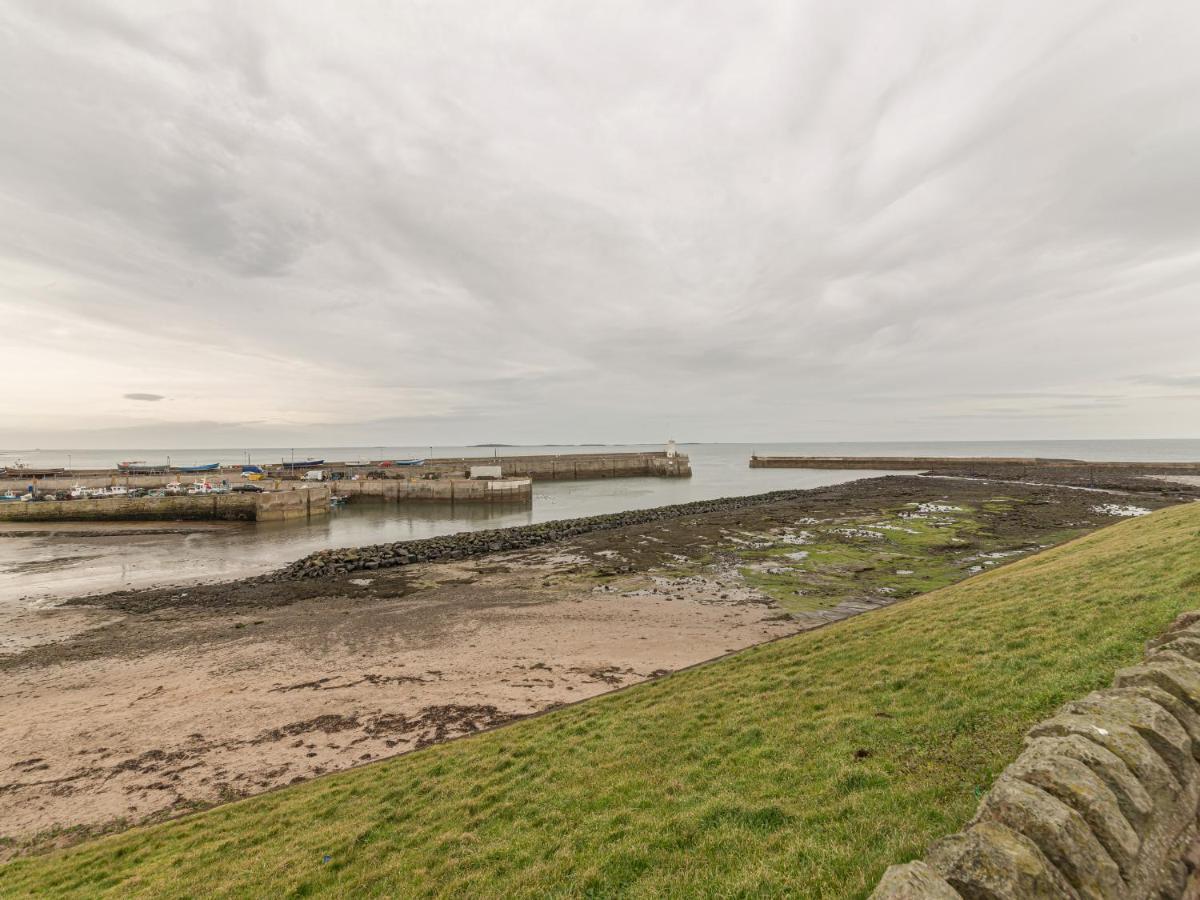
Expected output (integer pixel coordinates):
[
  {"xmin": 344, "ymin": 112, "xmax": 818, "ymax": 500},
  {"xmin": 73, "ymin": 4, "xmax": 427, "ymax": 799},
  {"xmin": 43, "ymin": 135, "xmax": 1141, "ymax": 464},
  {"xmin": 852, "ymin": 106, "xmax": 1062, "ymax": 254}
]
[
  {"xmin": 1145, "ymin": 636, "xmax": 1200, "ymax": 664},
  {"xmin": 870, "ymin": 861, "xmax": 961, "ymax": 898},
  {"xmin": 926, "ymin": 821, "xmax": 1080, "ymax": 899},
  {"xmin": 1146, "ymin": 612, "xmax": 1200, "ymax": 652},
  {"xmin": 1022, "ymin": 735, "xmax": 1153, "ymax": 834},
  {"xmin": 973, "ymin": 775, "xmax": 1124, "ymax": 899},
  {"xmin": 1061, "ymin": 693, "xmax": 1195, "ymax": 787},
  {"xmin": 1029, "ymin": 712, "xmax": 1181, "ymax": 809},
  {"xmin": 1102, "ymin": 683, "xmax": 1200, "ymax": 762},
  {"xmin": 1005, "ymin": 743, "xmax": 1140, "ymax": 876},
  {"xmin": 1116, "ymin": 661, "xmax": 1200, "ymax": 724}
]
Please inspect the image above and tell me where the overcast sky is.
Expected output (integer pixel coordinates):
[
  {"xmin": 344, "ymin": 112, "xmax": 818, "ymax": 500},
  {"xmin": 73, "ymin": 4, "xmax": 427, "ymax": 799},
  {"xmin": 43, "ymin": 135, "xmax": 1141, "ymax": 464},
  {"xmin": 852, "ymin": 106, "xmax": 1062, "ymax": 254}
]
[{"xmin": 2, "ymin": 0, "xmax": 1198, "ymax": 448}]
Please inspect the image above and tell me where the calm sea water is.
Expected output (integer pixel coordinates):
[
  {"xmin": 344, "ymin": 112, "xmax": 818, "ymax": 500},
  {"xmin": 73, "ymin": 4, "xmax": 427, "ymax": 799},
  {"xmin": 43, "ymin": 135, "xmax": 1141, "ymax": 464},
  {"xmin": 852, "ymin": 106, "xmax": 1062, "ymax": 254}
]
[{"xmin": 2, "ymin": 440, "xmax": 1197, "ymax": 605}]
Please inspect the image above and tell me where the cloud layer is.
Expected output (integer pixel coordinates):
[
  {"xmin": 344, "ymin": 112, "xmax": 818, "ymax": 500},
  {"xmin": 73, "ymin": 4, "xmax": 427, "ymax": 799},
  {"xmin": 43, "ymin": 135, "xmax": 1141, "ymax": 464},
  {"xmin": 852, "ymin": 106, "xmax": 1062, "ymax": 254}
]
[{"xmin": 2, "ymin": 0, "xmax": 1198, "ymax": 446}]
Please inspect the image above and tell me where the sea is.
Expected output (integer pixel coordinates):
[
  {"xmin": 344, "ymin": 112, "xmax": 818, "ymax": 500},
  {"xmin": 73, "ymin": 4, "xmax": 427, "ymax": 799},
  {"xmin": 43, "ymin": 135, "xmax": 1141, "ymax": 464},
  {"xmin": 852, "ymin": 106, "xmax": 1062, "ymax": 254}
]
[{"xmin": 1, "ymin": 440, "xmax": 1197, "ymax": 606}]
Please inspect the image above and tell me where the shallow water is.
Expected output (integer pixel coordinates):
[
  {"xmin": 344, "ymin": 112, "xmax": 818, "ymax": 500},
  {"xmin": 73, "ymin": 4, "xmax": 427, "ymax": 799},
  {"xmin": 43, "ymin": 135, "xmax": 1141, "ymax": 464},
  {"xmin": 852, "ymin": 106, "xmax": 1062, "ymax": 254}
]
[{"xmin": 2, "ymin": 439, "xmax": 1197, "ymax": 606}]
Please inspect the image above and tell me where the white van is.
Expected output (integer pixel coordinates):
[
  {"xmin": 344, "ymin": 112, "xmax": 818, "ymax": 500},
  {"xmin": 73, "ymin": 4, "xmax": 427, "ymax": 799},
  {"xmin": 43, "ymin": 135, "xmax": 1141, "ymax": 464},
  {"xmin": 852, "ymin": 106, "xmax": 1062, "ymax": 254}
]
[{"xmin": 302, "ymin": 469, "xmax": 325, "ymax": 481}]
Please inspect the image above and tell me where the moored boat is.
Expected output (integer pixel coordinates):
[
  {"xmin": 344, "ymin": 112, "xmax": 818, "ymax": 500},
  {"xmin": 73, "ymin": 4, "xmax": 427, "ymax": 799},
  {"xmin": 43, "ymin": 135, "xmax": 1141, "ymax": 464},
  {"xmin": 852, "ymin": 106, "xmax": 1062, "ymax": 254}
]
[{"xmin": 174, "ymin": 463, "xmax": 220, "ymax": 473}]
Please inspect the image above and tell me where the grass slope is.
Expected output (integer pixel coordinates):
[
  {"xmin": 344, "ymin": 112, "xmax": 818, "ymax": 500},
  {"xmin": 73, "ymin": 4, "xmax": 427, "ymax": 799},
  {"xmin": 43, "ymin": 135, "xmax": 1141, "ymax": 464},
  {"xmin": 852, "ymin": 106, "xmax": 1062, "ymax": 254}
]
[{"xmin": 5, "ymin": 503, "xmax": 1200, "ymax": 898}]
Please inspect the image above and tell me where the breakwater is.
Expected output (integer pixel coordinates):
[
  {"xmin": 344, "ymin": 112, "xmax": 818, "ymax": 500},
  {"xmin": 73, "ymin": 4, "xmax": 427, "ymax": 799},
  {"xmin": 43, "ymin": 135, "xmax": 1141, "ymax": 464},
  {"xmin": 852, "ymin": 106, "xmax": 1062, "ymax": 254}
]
[
  {"xmin": 750, "ymin": 455, "xmax": 1200, "ymax": 473},
  {"xmin": 0, "ymin": 487, "xmax": 329, "ymax": 522},
  {"xmin": 272, "ymin": 486, "xmax": 806, "ymax": 580},
  {"xmin": 873, "ymin": 608, "xmax": 1200, "ymax": 899}
]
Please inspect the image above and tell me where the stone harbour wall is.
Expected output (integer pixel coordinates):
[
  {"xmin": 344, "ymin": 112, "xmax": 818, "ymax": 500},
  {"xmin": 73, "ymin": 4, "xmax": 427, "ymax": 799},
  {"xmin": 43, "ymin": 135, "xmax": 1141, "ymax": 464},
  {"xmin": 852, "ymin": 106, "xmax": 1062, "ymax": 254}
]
[
  {"xmin": 872, "ymin": 609, "xmax": 1200, "ymax": 899},
  {"xmin": 255, "ymin": 486, "xmax": 330, "ymax": 521},
  {"xmin": 0, "ymin": 487, "xmax": 329, "ymax": 522},
  {"xmin": 331, "ymin": 477, "xmax": 532, "ymax": 504},
  {"xmin": 0, "ymin": 493, "xmax": 259, "ymax": 521}
]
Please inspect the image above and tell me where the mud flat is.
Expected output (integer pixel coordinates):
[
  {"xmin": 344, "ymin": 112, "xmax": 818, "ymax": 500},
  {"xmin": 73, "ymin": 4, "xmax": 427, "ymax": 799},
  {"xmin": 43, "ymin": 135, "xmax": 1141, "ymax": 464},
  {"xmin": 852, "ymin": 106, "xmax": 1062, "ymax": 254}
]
[{"xmin": 0, "ymin": 475, "xmax": 1183, "ymax": 857}]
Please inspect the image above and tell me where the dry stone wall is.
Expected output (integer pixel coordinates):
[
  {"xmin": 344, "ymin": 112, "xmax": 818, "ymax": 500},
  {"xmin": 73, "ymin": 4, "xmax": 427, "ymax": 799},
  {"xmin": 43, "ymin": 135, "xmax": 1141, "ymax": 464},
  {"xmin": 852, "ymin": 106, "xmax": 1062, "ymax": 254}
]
[{"xmin": 871, "ymin": 610, "xmax": 1200, "ymax": 899}]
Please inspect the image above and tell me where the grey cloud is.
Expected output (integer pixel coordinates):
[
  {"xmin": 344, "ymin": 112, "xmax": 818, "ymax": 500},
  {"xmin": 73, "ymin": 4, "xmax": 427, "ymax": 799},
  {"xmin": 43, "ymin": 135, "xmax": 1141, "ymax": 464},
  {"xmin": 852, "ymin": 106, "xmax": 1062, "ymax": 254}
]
[
  {"xmin": 123, "ymin": 393, "xmax": 166, "ymax": 402},
  {"xmin": 1, "ymin": 0, "xmax": 1199, "ymax": 444},
  {"xmin": 1131, "ymin": 375, "xmax": 1200, "ymax": 389}
]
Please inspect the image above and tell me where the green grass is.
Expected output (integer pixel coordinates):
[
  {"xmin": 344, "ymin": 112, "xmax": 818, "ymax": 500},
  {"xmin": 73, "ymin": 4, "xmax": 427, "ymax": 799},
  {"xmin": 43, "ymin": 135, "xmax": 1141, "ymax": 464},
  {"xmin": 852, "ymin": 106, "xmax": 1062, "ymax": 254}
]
[{"xmin": 6, "ymin": 504, "xmax": 1200, "ymax": 898}]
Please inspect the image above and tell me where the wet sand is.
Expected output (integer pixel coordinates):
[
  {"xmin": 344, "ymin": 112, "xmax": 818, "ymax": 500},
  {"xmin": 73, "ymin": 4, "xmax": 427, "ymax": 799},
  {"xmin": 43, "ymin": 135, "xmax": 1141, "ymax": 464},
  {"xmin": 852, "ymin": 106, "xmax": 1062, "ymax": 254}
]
[
  {"xmin": 1, "ymin": 548, "xmax": 793, "ymax": 851},
  {"xmin": 0, "ymin": 475, "xmax": 1184, "ymax": 857}
]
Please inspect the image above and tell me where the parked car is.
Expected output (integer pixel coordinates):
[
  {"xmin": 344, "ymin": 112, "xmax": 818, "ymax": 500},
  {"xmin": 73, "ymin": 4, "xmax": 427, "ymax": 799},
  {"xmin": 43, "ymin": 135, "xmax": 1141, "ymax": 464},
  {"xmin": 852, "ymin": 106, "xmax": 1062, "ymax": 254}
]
[{"xmin": 232, "ymin": 483, "xmax": 264, "ymax": 493}]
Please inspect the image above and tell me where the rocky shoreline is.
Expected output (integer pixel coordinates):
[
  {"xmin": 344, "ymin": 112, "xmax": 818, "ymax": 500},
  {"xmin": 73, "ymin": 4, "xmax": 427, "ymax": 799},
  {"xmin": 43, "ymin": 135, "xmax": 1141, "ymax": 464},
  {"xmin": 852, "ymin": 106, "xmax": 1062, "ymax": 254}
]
[
  {"xmin": 272, "ymin": 471, "xmax": 1197, "ymax": 582},
  {"xmin": 272, "ymin": 487, "xmax": 850, "ymax": 581}
]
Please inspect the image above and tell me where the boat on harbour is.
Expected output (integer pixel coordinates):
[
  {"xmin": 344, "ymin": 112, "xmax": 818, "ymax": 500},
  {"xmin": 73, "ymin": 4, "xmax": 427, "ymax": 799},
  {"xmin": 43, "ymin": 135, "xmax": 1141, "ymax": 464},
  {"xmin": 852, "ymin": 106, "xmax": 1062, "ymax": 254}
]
[{"xmin": 174, "ymin": 463, "xmax": 220, "ymax": 473}]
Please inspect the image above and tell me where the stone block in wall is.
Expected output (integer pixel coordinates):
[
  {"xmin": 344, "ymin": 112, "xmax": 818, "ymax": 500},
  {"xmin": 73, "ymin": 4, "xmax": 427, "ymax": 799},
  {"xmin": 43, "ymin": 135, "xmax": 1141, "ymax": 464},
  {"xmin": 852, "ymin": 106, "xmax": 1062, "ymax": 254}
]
[
  {"xmin": 925, "ymin": 820, "xmax": 1080, "ymax": 899},
  {"xmin": 971, "ymin": 774, "xmax": 1124, "ymax": 899},
  {"xmin": 869, "ymin": 861, "xmax": 960, "ymax": 898},
  {"xmin": 1023, "ymin": 735, "xmax": 1154, "ymax": 835},
  {"xmin": 1116, "ymin": 661, "xmax": 1200, "ymax": 725},
  {"xmin": 1029, "ymin": 712, "xmax": 1182, "ymax": 810},
  {"xmin": 1147, "ymin": 612, "xmax": 1200, "ymax": 653},
  {"xmin": 1102, "ymin": 684, "xmax": 1200, "ymax": 762},
  {"xmin": 1145, "ymin": 637, "xmax": 1200, "ymax": 665},
  {"xmin": 1004, "ymin": 745, "xmax": 1140, "ymax": 877},
  {"xmin": 1061, "ymin": 693, "xmax": 1195, "ymax": 786}
]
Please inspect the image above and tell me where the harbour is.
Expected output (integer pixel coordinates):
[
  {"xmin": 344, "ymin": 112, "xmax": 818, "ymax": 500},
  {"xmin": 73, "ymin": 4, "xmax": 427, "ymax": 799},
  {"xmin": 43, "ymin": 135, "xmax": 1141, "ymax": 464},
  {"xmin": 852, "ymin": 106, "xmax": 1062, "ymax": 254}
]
[{"xmin": 5, "ymin": 438, "xmax": 1200, "ymax": 607}]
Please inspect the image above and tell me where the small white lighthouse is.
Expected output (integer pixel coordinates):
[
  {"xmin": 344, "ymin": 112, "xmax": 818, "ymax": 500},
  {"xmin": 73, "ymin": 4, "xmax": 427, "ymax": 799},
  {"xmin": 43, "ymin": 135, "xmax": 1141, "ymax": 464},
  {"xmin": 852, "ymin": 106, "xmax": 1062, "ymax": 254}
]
[{"xmin": 666, "ymin": 439, "xmax": 678, "ymax": 459}]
